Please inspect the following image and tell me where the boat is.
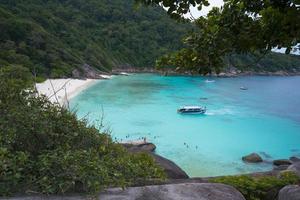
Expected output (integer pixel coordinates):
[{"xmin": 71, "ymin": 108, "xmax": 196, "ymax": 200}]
[
  {"xmin": 205, "ymin": 79, "xmax": 215, "ymax": 83},
  {"xmin": 120, "ymin": 72, "xmax": 130, "ymax": 76},
  {"xmin": 177, "ymin": 106, "xmax": 206, "ymax": 114},
  {"xmin": 240, "ymin": 86, "xmax": 248, "ymax": 90}
]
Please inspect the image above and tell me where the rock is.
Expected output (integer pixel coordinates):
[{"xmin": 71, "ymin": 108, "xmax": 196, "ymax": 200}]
[
  {"xmin": 99, "ymin": 183, "xmax": 246, "ymax": 200},
  {"xmin": 124, "ymin": 143, "xmax": 156, "ymax": 153},
  {"xmin": 150, "ymin": 153, "xmax": 189, "ymax": 179},
  {"xmin": 122, "ymin": 142, "xmax": 188, "ymax": 179},
  {"xmin": 242, "ymin": 153, "xmax": 263, "ymax": 163},
  {"xmin": 72, "ymin": 64, "xmax": 105, "ymax": 79},
  {"xmin": 278, "ymin": 185, "xmax": 300, "ymax": 200},
  {"xmin": 273, "ymin": 165, "xmax": 290, "ymax": 171},
  {"xmin": 139, "ymin": 143, "xmax": 156, "ymax": 152},
  {"xmin": 287, "ymin": 162, "xmax": 300, "ymax": 177},
  {"xmin": 273, "ymin": 159, "xmax": 292, "ymax": 166},
  {"xmin": 290, "ymin": 156, "xmax": 300, "ymax": 163}
]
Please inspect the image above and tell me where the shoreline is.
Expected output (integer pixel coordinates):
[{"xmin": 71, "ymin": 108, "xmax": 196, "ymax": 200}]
[
  {"xmin": 112, "ymin": 68, "xmax": 300, "ymax": 77},
  {"xmin": 36, "ymin": 78, "xmax": 105, "ymax": 106}
]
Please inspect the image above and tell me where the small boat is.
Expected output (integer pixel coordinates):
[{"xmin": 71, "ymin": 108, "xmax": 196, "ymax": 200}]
[
  {"xmin": 205, "ymin": 79, "xmax": 215, "ymax": 83},
  {"xmin": 240, "ymin": 86, "xmax": 248, "ymax": 90},
  {"xmin": 120, "ymin": 72, "xmax": 130, "ymax": 76},
  {"xmin": 177, "ymin": 106, "xmax": 206, "ymax": 114}
]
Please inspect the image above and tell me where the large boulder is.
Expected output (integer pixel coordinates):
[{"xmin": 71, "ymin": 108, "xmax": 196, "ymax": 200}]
[
  {"xmin": 125, "ymin": 143, "xmax": 156, "ymax": 153},
  {"xmin": 150, "ymin": 153, "xmax": 189, "ymax": 179},
  {"xmin": 273, "ymin": 165, "xmax": 290, "ymax": 171},
  {"xmin": 122, "ymin": 142, "xmax": 188, "ymax": 179},
  {"xmin": 242, "ymin": 153, "xmax": 263, "ymax": 163},
  {"xmin": 278, "ymin": 185, "xmax": 300, "ymax": 200},
  {"xmin": 290, "ymin": 156, "xmax": 300, "ymax": 163},
  {"xmin": 287, "ymin": 162, "xmax": 300, "ymax": 177},
  {"xmin": 273, "ymin": 159, "xmax": 292, "ymax": 166},
  {"xmin": 99, "ymin": 183, "xmax": 246, "ymax": 200}
]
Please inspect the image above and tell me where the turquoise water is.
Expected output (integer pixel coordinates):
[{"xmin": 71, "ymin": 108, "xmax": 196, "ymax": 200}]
[{"xmin": 70, "ymin": 74, "xmax": 300, "ymax": 177}]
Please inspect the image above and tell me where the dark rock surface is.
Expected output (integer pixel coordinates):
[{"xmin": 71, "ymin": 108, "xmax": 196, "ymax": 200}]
[
  {"xmin": 278, "ymin": 185, "xmax": 300, "ymax": 200},
  {"xmin": 242, "ymin": 153, "xmax": 263, "ymax": 163},
  {"xmin": 123, "ymin": 143, "xmax": 156, "ymax": 153},
  {"xmin": 100, "ymin": 183, "xmax": 246, "ymax": 200},
  {"xmin": 150, "ymin": 153, "xmax": 189, "ymax": 179},
  {"xmin": 290, "ymin": 156, "xmax": 300, "ymax": 163},
  {"xmin": 273, "ymin": 165, "xmax": 290, "ymax": 171},
  {"xmin": 72, "ymin": 64, "xmax": 106, "ymax": 79},
  {"xmin": 273, "ymin": 159, "xmax": 292, "ymax": 166},
  {"xmin": 122, "ymin": 142, "xmax": 188, "ymax": 179}
]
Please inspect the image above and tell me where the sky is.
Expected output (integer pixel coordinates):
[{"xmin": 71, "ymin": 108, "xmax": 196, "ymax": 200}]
[
  {"xmin": 187, "ymin": 0, "xmax": 224, "ymax": 18},
  {"xmin": 185, "ymin": 0, "xmax": 300, "ymax": 55}
]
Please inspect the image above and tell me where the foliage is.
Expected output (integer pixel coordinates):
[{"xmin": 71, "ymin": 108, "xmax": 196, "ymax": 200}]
[
  {"xmin": 225, "ymin": 52, "xmax": 300, "ymax": 73},
  {"xmin": 212, "ymin": 171, "xmax": 300, "ymax": 200},
  {"xmin": 0, "ymin": 66, "xmax": 165, "ymax": 196},
  {"xmin": 0, "ymin": 0, "xmax": 190, "ymax": 77},
  {"xmin": 137, "ymin": 0, "xmax": 300, "ymax": 74}
]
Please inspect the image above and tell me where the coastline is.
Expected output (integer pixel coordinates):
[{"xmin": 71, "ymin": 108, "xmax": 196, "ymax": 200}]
[
  {"xmin": 36, "ymin": 78, "xmax": 103, "ymax": 106},
  {"xmin": 112, "ymin": 68, "xmax": 300, "ymax": 77}
]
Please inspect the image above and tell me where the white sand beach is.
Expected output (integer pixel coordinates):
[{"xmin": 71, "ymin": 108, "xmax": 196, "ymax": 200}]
[{"xmin": 36, "ymin": 78, "xmax": 103, "ymax": 106}]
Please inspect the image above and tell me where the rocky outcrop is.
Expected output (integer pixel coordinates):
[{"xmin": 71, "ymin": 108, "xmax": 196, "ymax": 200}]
[
  {"xmin": 242, "ymin": 153, "xmax": 263, "ymax": 163},
  {"xmin": 290, "ymin": 156, "xmax": 300, "ymax": 163},
  {"xmin": 72, "ymin": 64, "xmax": 107, "ymax": 79},
  {"xmin": 123, "ymin": 142, "xmax": 156, "ymax": 153},
  {"xmin": 278, "ymin": 185, "xmax": 300, "ymax": 200},
  {"xmin": 122, "ymin": 142, "xmax": 188, "ymax": 179},
  {"xmin": 287, "ymin": 162, "xmax": 300, "ymax": 177},
  {"xmin": 273, "ymin": 165, "xmax": 290, "ymax": 171},
  {"xmin": 0, "ymin": 183, "xmax": 246, "ymax": 200},
  {"xmin": 150, "ymin": 153, "xmax": 189, "ymax": 179},
  {"xmin": 273, "ymin": 159, "xmax": 292, "ymax": 166},
  {"xmin": 99, "ymin": 183, "xmax": 246, "ymax": 200}
]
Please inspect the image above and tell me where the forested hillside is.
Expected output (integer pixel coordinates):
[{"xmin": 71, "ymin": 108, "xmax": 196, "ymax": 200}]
[
  {"xmin": 227, "ymin": 52, "xmax": 300, "ymax": 73},
  {"xmin": 1, "ymin": 0, "xmax": 299, "ymax": 78},
  {"xmin": 0, "ymin": 0, "xmax": 189, "ymax": 77}
]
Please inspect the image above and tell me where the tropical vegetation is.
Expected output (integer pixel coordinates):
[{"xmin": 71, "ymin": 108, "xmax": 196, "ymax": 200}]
[
  {"xmin": 0, "ymin": 66, "xmax": 165, "ymax": 196},
  {"xmin": 0, "ymin": 0, "xmax": 190, "ymax": 77},
  {"xmin": 137, "ymin": 0, "xmax": 300, "ymax": 74},
  {"xmin": 212, "ymin": 171, "xmax": 300, "ymax": 200}
]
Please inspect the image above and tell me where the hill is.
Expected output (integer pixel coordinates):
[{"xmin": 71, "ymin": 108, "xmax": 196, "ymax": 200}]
[
  {"xmin": 0, "ymin": 0, "xmax": 189, "ymax": 77},
  {"xmin": 226, "ymin": 52, "xmax": 300, "ymax": 73}
]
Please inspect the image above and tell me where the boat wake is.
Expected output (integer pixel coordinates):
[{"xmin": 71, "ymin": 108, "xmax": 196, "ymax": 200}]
[{"xmin": 205, "ymin": 108, "xmax": 235, "ymax": 116}]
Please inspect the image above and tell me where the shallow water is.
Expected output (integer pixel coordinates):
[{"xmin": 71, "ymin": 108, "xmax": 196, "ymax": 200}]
[{"xmin": 70, "ymin": 74, "xmax": 300, "ymax": 177}]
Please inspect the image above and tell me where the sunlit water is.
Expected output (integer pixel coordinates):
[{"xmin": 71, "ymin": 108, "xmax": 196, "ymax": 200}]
[{"xmin": 70, "ymin": 74, "xmax": 300, "ymax": 177}]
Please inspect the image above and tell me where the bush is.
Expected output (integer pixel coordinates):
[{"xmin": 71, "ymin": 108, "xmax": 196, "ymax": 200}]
[
  {"xmin": 212, "ymin": 171, "xmax": 300, "ymax": 200},
  {"xmin": 0, "ymin": 66, "xmax": 165, "ymax": 196}
]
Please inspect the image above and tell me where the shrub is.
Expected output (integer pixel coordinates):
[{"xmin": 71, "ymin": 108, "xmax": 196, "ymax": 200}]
[
  {"xmin": 0, "ymin": 66, "xmax": 165, "ymax": 196},
  {"xmin": 212, "ymin": 171, "xmax": 300, "ymax": 200}
]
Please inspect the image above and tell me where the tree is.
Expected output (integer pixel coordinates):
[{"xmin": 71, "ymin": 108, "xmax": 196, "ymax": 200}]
[{"xmin": 136, "ymin": 0, "xmax": 300, "ymax": 74}]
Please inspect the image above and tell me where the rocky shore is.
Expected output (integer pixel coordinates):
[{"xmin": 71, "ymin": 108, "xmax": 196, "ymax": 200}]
[
  {"xmin": 112, "ymin": 67, "xmax": 300, "ymax": 77},
  {"xmin": 2, "ymin": 142, "xmax": 300, "ymax": 200}
]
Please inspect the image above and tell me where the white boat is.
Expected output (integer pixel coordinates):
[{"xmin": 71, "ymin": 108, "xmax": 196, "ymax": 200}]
[
  {"xmin": 205, "ymin": 79, "xmax": 215, "ymax": 83},
  {"xmin": 177, "ymin": 106, "xmax": 206, "ymax": 114},
  {"xmin": 240, "ymin": 86, "xmax": 248, "ymax": 90},
  {"xmin": 120, "ymin": 72, "xmax": 130, "ymax": 76}
]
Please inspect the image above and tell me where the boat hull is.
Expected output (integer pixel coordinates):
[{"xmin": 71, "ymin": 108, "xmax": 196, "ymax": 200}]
[{"xmin": 177, "ymin": 110, "xmax": 206, "ymax": 114}]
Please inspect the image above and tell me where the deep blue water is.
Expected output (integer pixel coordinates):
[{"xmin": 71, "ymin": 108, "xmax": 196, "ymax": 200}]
[{"xmin": 70, "ymin": 74, "xmax": 300, "ymax": 177}]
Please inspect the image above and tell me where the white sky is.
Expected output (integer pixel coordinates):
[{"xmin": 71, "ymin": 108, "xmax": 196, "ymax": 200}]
[
  {"xmin": 185, "ymin": 0, "xmax": 300, "ymax": 55},
  {"xmin": 186, "ymin": 0, "xmax": 224, "ymax": 18}
]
